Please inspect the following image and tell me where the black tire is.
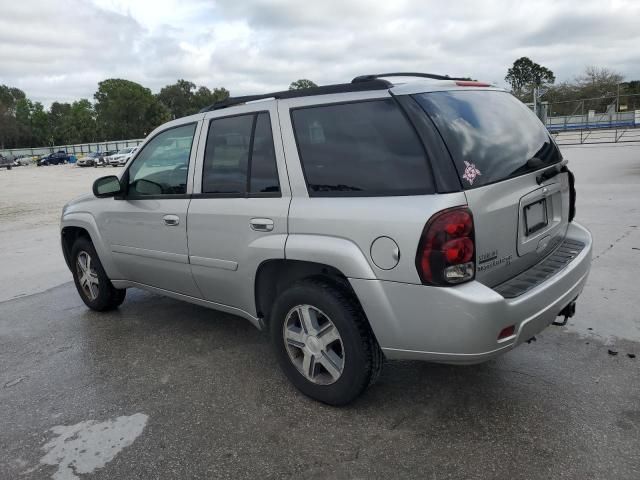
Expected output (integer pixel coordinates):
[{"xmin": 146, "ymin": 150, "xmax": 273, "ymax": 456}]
[
  {"xmin": 71, "ymin": 236, "xmax": 126, "ymax": 311},
  {"xmin": 270, "ymin": 279, "xmax": 383, "ymax": 405}
]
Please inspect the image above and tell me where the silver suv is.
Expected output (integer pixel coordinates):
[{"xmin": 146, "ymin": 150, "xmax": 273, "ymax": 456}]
[{"xmin": 61, "ymin": 73, "xmax": 593, "ymax": 405}]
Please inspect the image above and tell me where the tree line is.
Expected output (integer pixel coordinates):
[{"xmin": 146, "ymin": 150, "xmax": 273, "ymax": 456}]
[
  {"xmin": 4, "ymin": 61, "xmax": 639, "ymax": 149},
  {"xmin": 0, "ymin": 78, "xmax": 316, "ymax": 150},
  {"xmin": 505, "ymin": 57, "xmax": 640, "ymax": 115}
]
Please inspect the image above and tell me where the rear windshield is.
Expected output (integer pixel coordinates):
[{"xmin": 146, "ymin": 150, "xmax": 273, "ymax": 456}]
[
  {"xmin": 291, "ymin": 99, "xmax": 434, "ymax": 196},
  {"xmin": 414, "ymin": 90, "xmax": 561, "ymax": 189}
]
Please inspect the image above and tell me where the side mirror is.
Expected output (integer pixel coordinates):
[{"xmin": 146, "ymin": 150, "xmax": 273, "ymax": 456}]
[{"xmin": 93, "ymin": 175, "xmax": 123, "ymax": 198}]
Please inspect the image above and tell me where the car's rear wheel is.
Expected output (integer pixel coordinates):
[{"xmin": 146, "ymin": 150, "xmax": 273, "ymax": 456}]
[
  {"xmin": 270, "ymin": 279, "xmax": 383, "ymax": 405},
  {"xmin": 71, "ymin": 237, "xmax": 126, "ymax": 311}
]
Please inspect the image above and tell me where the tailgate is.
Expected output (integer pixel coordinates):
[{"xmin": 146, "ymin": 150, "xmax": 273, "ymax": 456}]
[
  {"xmin": 412, "ymin": 88, "xmax": 569, "ymax": 287},
  {"xmin": 465, "ymin": 169, "xmax": 570, "ymax": 287}
]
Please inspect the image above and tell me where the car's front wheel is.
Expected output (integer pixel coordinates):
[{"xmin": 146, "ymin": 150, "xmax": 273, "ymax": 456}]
[
  {"xmin": 270, "ymin": 279, "xmax": 383, "ymax": 405},
  {"xmin": 71, "ymin": 237, "xmax": 126, "ymax": 311}
]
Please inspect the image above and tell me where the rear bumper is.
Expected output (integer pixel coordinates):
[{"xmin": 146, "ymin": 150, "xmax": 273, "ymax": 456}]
[{"xmin": 350, "ymin": 222, "xmax": 592, "ymax": 364}]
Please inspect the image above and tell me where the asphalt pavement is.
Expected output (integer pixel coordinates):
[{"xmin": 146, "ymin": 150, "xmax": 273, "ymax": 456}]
[{"xmin": 1, "ymin": 144, "xmax": 639, "ymax": 479}]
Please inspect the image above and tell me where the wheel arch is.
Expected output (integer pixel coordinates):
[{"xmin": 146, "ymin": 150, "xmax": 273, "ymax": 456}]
[
  {"xmin": 61, "ymin": 213, "xmax": 121, "ymax": 279},
  {"xmin": 254, "ymin": 259, "xmax": 361, "ymax": 327},
  {"xmin": 61, "ymin": 226, "xmax": 92, "ymax": 270}
]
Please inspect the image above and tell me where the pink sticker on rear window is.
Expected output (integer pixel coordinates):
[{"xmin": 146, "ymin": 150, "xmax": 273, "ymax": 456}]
[{"xmin": 462, "ymin": 161, "xmax": 481, "ymax": 185}]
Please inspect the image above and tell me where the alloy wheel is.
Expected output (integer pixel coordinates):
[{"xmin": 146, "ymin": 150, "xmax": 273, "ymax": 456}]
[
  {"xmin": 282, "ymin": 305, "xmax": 345, "ymax": 385},
  {"xmin": 76, "ymin": 251, "xmax": 99, "ymax": 301}
]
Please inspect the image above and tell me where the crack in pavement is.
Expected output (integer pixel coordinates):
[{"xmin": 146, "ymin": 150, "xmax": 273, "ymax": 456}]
[{"xmin": 593, "ymin": 226, "xmax": 637, "ymax": 261}]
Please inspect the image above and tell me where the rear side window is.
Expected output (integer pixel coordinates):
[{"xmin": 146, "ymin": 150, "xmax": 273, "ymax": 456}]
[
  {"xmin": 202, "ymin": 115, "xmax": 252, "ymax": 194},
  {"xmin": 291, "ymin": 99, "xmax": 434, "ymax": 196},
  {"xmin": 250, "ymin": 113, "xmax": 280, "ymax": 193},
  {"xmin": 414, "ymin": 90, "xmax": 562, "ymax": 189},
  {"xmin": 202, "ymin": 112, "xmax": 280, "ymax": 195}
]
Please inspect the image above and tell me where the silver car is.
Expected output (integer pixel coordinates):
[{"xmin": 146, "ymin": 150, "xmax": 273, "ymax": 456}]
[
  {"xmin": 60, "ymin": 73, "xmax": 592, "ymax": 405},
  {"xmin": 108, "ymin": 147, "xmax": 138, "ymax": 167}
]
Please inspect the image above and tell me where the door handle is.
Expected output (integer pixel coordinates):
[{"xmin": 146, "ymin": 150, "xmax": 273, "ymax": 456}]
[
  {"xmin": 250, "ymin": 218, "xmax": 274, "ymax": 232},
  {"xmin": 163, "ymin": 214, "xmax": 180, "ymax": 226}
]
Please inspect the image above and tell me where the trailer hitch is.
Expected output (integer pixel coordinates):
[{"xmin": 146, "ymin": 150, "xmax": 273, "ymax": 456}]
[{"xmin": 552, "ymin": 301, "xmax": 576, "ymax": 326}]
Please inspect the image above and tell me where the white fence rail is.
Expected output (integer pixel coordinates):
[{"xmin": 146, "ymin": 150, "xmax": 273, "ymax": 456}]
[{"xmin": 1, "ymin": 139, "xmax": 145, "ymax": 158}]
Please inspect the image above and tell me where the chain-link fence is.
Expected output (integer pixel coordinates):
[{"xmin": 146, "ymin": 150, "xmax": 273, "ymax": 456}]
[{"xmin": 524, "ymin": 93, "xmax": 640, "ymax": 145}]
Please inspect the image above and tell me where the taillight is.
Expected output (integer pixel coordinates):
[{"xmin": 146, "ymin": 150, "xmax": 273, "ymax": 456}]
[{"xmin": 415, "ymin": 207, "xmax": 475, "ymax": 285}]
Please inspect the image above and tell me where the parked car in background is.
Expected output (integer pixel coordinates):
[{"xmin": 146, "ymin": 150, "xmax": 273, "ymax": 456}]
[
  {"xmin": 37, "ymin": 151, "xmax": 70, "ymax": 166},
  {"xmin": 77, "ymin": 152, "xmax": 102, "ymax": 167},
  {"xmin": 96, "ymin": 150, "xmax": 117, "ymax": 167},
  {"xmin": 108, "ymin": 147, "xmax": 138, "ymax": 167},
  {"xmin": 13, "ymin": 155, "xmax": 32, "ymax": 166},
  {"xmin": 0, "ymin": 154, "xmax": 13, "ymax": 170}
]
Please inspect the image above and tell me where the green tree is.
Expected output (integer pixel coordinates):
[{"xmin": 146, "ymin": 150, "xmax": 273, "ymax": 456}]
[
  {"xmin": 67, "ymin": 99, "xmax": 97, "ymax": 144},
  {"xmin": 622, "ymin": 80, "xmax": 640, "ymax": 94},
  {"xmin": 157, "ymin": 79, "xmax": 197, "ymax": 119},
  {"xmin": 192, "ymin": 86, "xmax": 229, "ymax": 111},
  {"xmin": 15, "ymin": 98, "xmax": 33, "ymax": 146},
  {"xmin": 505, "ymin": 57, "xmax": 555, "ymax": 98},
  {"xmin": 0, "ymin": 85, "xmax": 26, "ymax": 149},
  {"xmin": 49, "ymin": 102, "xmax": 73, "ymax": 145},
  {"xmin": 30, "ymin": 102, "xmax": 50, "ymax": 146},
  {"xmin": 158, "ymin": 80, "xmax": 230, "ymax": 118},
  {"xmin": 289, "ymin": 79, "xmax": 318, "ymax": 90},
  {"xmin": 94, "ymin": 79, "xmax": 170, "ymax": 140},
  {"xmin": 7, "ymin": 97, "xmax": 52, "ymax": 147}
]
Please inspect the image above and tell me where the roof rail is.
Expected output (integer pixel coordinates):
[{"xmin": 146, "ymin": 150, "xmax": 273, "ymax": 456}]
[
  {"xmin": 351, "ymin": 72, "xmax": 470, "ymax": 83},
  {"xmin": 199, "ymin": 79, "xmax": 392, "ymax": 113}
]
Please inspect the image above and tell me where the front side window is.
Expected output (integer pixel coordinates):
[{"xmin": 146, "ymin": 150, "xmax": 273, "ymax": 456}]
[
  {"xmin": 291, "ymin": 99, "xmax": 434, "ymax": 196},
  {"xmin": 202, "ymin": 112, "xmax": 280, "ymax": 195},
  {"xmin": 127, "ymin": 123, "xmax": 196, "ymax": 196}
]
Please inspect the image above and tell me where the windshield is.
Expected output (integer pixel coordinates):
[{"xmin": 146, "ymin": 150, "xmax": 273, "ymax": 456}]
[
  {"xmin": 118, "ymin": 148, "xmax": 133, "ymax": 154},
  {"xmin": 414, "ymin": 90, "xmax": 562, "ymax": 189}
]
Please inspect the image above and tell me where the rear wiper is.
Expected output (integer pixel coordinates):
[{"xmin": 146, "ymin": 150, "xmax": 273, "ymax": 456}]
[{"xmin": 536, "ymin": 166, "xmax": 562, "ymax": 185}]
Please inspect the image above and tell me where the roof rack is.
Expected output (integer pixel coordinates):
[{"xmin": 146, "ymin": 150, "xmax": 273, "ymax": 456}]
[
  {"xmin": 199, "ymin": 79, "xmax": 392, "ymax": 112},
  {"xmin": 351, "ymin": 72, "xmax": 470, "ymax": 83}
]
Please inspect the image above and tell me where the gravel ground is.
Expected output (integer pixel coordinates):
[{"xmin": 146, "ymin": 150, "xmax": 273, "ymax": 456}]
[{"xmin": 0, "ymin": 145, "xmax": 638, "ymax": 479}]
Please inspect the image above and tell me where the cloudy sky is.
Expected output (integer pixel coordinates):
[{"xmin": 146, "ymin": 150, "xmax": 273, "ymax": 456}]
[{"xmin": 1, "ymin": 0, "xmax": 639, "ymax": 106}]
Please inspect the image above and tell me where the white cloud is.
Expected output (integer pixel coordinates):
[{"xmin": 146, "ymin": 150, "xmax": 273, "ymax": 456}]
[{"xmin": 0, "ymin": 0, "xmax": 639, "ymax": 106}]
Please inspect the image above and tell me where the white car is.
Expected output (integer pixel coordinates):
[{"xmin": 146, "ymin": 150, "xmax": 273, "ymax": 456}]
[
  {"xmin": 76, "ymin": 152, "xmax": 103, "ymax": 167},
  {"xmin": 108, "ymin": 147, "xmax": 138, "ymax": 167}
]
